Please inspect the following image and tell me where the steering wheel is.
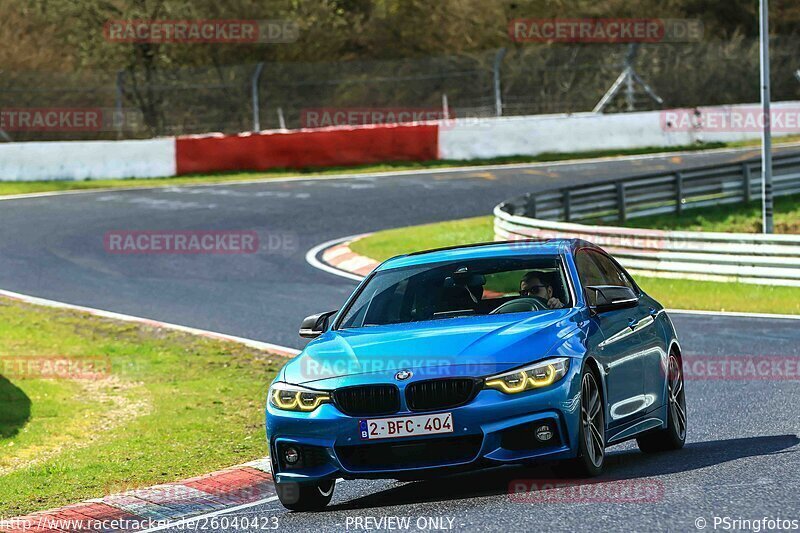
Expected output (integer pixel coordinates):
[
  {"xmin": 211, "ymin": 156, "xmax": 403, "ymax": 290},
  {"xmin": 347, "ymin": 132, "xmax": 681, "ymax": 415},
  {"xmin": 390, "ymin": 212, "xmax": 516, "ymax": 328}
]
[{"xmin": 490, "ymin": 296, "xmax": 549, "ymax": 315}]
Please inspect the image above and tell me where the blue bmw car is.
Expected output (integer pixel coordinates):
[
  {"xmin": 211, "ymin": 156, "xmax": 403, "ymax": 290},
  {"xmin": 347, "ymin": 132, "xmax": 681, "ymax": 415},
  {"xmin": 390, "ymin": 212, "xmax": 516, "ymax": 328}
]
[{"xmin": 266, "ymin": 239, "xmax": 687, "ymax": 510}]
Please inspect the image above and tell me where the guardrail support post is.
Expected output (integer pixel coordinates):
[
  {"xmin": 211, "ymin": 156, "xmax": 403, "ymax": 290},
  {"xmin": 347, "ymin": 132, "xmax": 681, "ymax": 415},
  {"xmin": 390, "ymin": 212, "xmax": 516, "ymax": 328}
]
[
  {"xmin": 759, "ymin": 0, "xmax": 774, "ymax": 233},
  {"xmin": 742, "ymin": 163, "xmax": 752, "ymax": 203},
  {"xmin": 563, "ymin": 190, "xmax": 571, "ymax": 222},
  {"xmin": 675, "ymin": 172, "xmax": 683, "ymax": 215},
  {"xmin": 115, "ymin": 70, "xmax": 125, "ymax": 139},
  {"xmin": 251, "ymin": 62, "xmax": 265, "ymax": 132},
  {"xmin": 617, "ymin": 182, "xmax": 627, "ymax": 222},
  {"xmin": 524, "ymin": 193, "xmax": 537, "ymax": 218},
  {"xmin": 493, "ymin": 48, "xmax": 507, "ymax": 117}
]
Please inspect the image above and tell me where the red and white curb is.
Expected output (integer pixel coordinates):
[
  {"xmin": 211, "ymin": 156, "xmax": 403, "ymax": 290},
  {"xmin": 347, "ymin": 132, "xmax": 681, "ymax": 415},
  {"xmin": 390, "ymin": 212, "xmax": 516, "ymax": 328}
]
[
  {"xmin": 0, "ymin": 460, "xmax": 276, "ymax": 533},
  {"xmin": 321, "ymin": 240, "xmax": 379, "ymax": 278},
  {"xmin": 305, "ymin": 234, "xmax": 378, "ymax": 282}
]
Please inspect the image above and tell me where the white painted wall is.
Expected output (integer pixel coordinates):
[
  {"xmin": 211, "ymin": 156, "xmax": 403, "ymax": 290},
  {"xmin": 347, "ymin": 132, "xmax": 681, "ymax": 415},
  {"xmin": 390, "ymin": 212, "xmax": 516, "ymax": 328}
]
[
  {"xmin": 2, "ymin": 100, "xmax": 799, "ymax": 181},
  {"xmin": 0, "ymin": 138, "xmax": 176, "ymax": 181},
  {"xmin": 439, "ymin": 101, "xmax": 800, "ymax": 160}
]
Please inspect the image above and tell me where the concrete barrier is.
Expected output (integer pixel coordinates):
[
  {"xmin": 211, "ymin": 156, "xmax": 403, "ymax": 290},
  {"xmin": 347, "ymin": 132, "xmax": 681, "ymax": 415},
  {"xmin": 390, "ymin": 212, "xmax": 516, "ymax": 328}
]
[
  {"xmin": 440, "ymin": 101, "xmax": 800, "ymax": 160},
  {"xmin": 2, "ymin": 100, "xmax": 800, "ymax": 181},
  {"xmin": 175, "ymin": 123, "xmax": 438, "ymax": 175},
  {"xmin": 0, "ymin": 138, "xmax": 175, "ymax": 181}
]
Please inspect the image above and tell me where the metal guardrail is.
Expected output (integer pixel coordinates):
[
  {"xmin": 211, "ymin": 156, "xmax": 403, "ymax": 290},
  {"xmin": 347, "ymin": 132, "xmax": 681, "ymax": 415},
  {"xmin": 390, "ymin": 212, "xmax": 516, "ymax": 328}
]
[
  {"xmin": 502, "ymin": 152, "xmax": 800, "ymax": 224},
  {"xmin": 495, "ymin": 153, "xmax": 800, "ymax": 286}
]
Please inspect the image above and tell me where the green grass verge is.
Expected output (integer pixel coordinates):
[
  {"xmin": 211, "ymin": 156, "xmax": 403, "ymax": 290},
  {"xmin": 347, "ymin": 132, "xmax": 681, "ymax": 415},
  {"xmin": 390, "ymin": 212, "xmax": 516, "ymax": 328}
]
[
  {"xmin": 350, "ymin": 216, "xmax": 496, "ymax": 262},
  {"xmin": 349, "ymin": 216, "xmax": 800, "ymax": 315},
  {"xmin": 0, "ymin": 297, "xmax": 281, "ymax": 516},
  {"xmin": 606, "ymin": 193, "xmax": 800, "ymax": 234},
  {"xmin": 0, "ymin": 142, "xmax": 741, "ymax": 197}
]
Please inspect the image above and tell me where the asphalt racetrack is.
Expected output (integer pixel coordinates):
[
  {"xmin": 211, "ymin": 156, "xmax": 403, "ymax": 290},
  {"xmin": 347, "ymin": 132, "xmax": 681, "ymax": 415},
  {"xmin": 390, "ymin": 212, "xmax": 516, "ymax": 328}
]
[{"xmin": 1, "ymin": 146, "xmax": 798, "ymax": 531}]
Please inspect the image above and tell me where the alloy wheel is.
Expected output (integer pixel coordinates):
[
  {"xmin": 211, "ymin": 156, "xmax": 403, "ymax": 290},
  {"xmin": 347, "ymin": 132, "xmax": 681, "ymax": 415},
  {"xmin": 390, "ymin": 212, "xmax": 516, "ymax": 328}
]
[
  {"xmin": 668, "ymin": 356, "xmax": 687, "ymax": 440},
  {"xmin": 581, "ymin": 372, "xmax": 604, "ymax": 467}
]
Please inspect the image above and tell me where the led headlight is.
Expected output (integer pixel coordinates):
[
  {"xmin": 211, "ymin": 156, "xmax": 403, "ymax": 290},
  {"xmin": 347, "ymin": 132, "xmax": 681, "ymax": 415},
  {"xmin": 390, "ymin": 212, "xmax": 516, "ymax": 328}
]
[
  {"xmin": 269, "ymin": 382, "xmax": 331, "ymax": 412},
  {"xmin": 484, "ymin": 357, "xmax": 570, "ymax": 394}
]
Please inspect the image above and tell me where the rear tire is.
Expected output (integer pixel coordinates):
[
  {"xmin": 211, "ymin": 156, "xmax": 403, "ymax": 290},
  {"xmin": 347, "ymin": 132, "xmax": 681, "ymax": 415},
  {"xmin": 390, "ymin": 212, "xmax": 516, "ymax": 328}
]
[
  {"xmin": 558, "ymin": 365, "xmax": 605, "ymax": 477},
  {"xmin": 637, "ymin": 354, "xmax": 687, "ymax": 453},
  {"xmin": 276, "ymin": 480, "xmax": 335, "ymax": 512}
]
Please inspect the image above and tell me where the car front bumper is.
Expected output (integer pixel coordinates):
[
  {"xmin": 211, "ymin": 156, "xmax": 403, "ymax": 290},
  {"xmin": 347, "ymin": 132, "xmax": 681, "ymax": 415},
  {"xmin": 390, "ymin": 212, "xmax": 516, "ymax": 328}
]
[{"xmin": 265, "ymin": 362, "xmax": 583, "ymax": 485}]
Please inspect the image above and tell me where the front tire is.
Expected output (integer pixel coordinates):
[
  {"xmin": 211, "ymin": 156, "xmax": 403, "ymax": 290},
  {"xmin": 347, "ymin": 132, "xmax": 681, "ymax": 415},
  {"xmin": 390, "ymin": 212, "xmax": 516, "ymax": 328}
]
[
  {"xmin": 637, "ymin": 354, "xmax": 687, "ymax": 453},
  {"xmin": 276, "ymin": 480, "xmax": 335, "ymax": 512},
  {"xmin": 559, "ymin": 366, "xmax": 605, "ymax": 477}
]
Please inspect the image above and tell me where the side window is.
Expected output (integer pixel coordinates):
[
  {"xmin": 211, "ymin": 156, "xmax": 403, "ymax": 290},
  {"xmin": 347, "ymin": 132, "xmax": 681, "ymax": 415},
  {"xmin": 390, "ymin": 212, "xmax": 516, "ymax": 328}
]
[
  {"xmin": 575, "ymin": 250, "xmax": 604, "ymax": 288},
  {"xmin": 588, "ymin": 251, "xmax": 635, "ymax": 290}
]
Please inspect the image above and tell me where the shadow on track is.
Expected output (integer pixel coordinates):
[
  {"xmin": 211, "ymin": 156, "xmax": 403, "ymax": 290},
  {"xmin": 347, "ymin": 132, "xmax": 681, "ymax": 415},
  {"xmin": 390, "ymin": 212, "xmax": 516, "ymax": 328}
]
[
  {"xmin": 325, "ymin": 434, "xmax": 800, "ymax": 511},
  {"xmin": 0, "ymin": 375, "xmax": 31, "ymax": 438}
]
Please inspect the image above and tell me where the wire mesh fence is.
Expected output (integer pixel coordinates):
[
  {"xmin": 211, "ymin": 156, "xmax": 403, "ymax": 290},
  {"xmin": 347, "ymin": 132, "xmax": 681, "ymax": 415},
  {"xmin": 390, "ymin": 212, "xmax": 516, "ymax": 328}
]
[{"xmin": 2, "ymin": 37, "xmax": 800, "ymax": 141}]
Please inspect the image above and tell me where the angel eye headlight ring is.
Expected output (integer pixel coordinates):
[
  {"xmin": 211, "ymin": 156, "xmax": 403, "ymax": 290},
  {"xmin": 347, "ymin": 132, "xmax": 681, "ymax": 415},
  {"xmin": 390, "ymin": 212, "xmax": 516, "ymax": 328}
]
[
  {"xmin": 269, "ymin": 382, "xmax": 331, "ymax": 412},
  {"xmin": 484, "ymin": 358, "xmax": 570, "ymax": 394}
]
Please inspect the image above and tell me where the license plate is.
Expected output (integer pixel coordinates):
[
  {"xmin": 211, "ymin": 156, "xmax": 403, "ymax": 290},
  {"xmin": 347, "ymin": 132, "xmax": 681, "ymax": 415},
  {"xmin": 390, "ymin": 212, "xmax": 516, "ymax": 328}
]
[{"xmin": 359, "ymin": 412, "xmax": 453, "ymax": 440}]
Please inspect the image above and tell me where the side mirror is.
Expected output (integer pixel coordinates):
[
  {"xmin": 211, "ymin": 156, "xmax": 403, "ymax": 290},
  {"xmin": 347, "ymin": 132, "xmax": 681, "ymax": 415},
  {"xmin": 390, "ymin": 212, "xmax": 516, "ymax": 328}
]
[
  {"xmin": 299, "ymin": 310, "xmax": 338, "ymax": 339},
  {"xmin": 585, "ymin": 286, "xmax": 639, "ymax": 314}
]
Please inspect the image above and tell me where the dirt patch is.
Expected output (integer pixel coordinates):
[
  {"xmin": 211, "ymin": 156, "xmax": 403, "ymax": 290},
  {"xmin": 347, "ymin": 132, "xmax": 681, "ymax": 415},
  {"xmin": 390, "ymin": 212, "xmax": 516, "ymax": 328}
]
[{"xmin": 0, "ymin": 376, "xmax": 151, "ymax": 476}]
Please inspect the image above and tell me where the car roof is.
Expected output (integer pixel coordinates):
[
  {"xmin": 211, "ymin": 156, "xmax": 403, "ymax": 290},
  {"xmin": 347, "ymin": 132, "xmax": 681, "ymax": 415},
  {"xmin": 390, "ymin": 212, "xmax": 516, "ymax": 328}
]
[{"xmin": 376, "ymin": 238, "xmax": 599, "ymax": 271}]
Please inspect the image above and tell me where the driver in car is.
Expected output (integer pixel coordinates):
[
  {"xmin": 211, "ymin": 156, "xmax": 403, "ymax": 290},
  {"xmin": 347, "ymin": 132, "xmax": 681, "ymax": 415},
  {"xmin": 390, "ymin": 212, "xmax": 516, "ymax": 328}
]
[{"xmin": 520, "ymin": 271, "xmax": 565, "ymax": 309}]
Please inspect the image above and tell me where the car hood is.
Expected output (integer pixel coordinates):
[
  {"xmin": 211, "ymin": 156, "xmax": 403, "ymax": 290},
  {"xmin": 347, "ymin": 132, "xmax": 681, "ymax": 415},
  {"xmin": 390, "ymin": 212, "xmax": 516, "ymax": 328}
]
[{"xmin": 283, "ymin": 309, "xmax": 582, "ymax": 387}]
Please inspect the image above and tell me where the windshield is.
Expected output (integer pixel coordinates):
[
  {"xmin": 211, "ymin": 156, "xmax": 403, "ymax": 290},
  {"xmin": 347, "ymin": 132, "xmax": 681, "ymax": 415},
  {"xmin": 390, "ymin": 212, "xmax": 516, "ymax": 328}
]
[{"xmin": 337, "ymin": 256, "xmax": 572, "ymax": 329}]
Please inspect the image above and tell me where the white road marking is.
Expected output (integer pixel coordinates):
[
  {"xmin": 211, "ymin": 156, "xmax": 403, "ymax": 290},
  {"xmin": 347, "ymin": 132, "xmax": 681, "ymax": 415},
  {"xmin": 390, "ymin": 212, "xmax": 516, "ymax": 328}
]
[
  {"xmin": 137, "ymin": 496, "xmax": 281, "ymax": 533},
  {"xmin": 0, "ymin": 288, "xmax": 300, "ymax": 356},
  {"xmin": 338, "ymin": 255, "xmax": 377, "ymax": 273},
  {"xmin": 667, "ymin": 308, "xmax": 800, "ymax": 321},
  {"xmin": 97, "ymin": 195, "xmax": 216, "ymax": 210},
  {"xmin": 305, "ymin": 235, "xmax": 371, "ymax": 282}
]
